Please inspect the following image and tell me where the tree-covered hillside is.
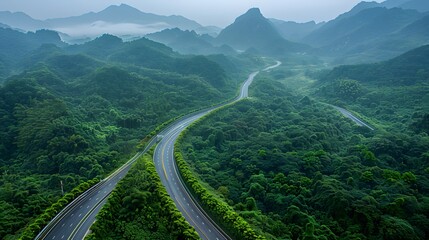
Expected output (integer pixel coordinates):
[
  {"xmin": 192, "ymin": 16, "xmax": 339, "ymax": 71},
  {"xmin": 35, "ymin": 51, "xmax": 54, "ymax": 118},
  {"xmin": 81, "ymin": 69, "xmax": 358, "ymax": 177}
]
[
  {"xmin": 0, "ymin": 33, "xmax": 237, "ymax": 239},
  {"xmin": 178, "ymin": 71, "xmax": 429, "ymax": 239},
  {"xmin": 317, "ymin": 44, "xmax": 429, "ymax": 131}
]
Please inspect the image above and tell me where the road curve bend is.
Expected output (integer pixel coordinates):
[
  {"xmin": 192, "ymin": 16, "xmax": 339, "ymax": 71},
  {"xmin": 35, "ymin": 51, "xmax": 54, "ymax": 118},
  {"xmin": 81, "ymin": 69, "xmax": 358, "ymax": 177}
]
[
  {"xmin": 37, "ymin": 60, "xmax": 281, "ymax": 240},
  {"xmin": 153, "ymin": 61, "xmax": 282, "ymax": 240}
]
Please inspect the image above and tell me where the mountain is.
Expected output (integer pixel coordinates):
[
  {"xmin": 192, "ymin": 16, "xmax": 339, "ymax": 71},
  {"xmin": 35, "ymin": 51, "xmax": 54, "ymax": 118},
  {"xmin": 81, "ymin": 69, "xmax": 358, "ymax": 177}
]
[
  {"xmin": 216, "ymin": 8, "xmax": 307, "ymax": 55},
  {"xmin": 380, "ymin": 0, "xmax": 411, "ymax": 8},
  {"xmin": 302, "ymin": 5, "xmax": 429, "ymax": 63},
  {"xmin": 46, "ymin": 4, "xmax": 201, "ymax": 29},
  {"xmin": 0, "ymin": 4, "xmax": 207, "ymax": 41},
  {"xmin": 303, "ymin": 7, "xmax": 423, "ymax": 47},
  {"xmin": 380, "ymin": 0, "xmax": 429, "ymax": 11},
  {"xmin": 0, "ymin": 11, "xmax": 44, "ymax": 31},
  {"xmin": 146, "ymin": 28, "xmax": 235, "ymax": 55},
  {"xmin": 323, "ymin": 44, "xmax": 429, "ymax": 85},
  {"xmin": 269, "ymin": 19, "xmax": 324, "ymax": 42},
  {"xmin": 0, "ymin": 28, "xmax": 64, "ymax": 60},
  {"xmin": 399, "ymin": 0, "xmax": 429, "ymax": 12}
]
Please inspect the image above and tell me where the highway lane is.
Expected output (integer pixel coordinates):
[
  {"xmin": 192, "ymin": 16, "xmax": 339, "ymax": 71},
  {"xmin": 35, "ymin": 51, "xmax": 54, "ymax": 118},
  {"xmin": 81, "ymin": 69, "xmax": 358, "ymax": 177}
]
[
  {"xmin": 37, "ymin": 60, "xmax": 281, "ymax": 240},
  {"xmin": 330, "ymin": 105, "xmax": 374, "ymax": 130},
  {"xmin": 37, "ymin": 141, "xmax": 157, "ymax": 240},
  {"xmin": 153, "ymin": 61, "xmax": 282, "ymax": 240}
]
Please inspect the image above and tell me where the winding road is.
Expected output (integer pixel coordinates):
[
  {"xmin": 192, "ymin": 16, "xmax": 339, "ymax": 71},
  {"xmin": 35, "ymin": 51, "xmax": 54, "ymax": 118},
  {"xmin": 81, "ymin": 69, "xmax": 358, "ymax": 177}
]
[
  {"xmin": 36, "ymin": 61, "xmax": 281, "ymax": 240},
  {"xmin": 153, "ymin": 61, "xmax": 282, "ymax": 240}
]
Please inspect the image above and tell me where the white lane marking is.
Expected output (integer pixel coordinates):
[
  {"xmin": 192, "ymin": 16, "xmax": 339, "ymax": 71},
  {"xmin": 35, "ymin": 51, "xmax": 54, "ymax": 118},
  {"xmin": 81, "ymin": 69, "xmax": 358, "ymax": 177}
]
[
  {"xmin": 79, "ymin": 213, "xmax": 82, "ymax": 217},
  {"xmin": 197, "ymin": 215, "xmax": 199, "ymax": 218},
  {"xmin": 97, "ymin": 191, "xmax": 100, "ymax": 194},
  {"xmin": 209, "ymin": 229, "xmax": 211, "ymax": 232},
  {"xmin": 89, "ymin": 197, "xmax": 92, "ymax": 200},
  {"xmin": 96, "ymin": 197, "xmax": 99, "ymax": 201},
  {"xmin": 52, "ymin": 236, "xmax": 56, "ymax": 239},
  {"xmin": 87, "ymin": 205, "xmax": 90, "ymax": 209},
  {"xmin": 79, "ymin": 205, "xmax": 82, "ymax": 209},
  {"xmin": 71, "ymin": 213, "xmax": 74, "ymax": 217},
  {"xmin": 202, "ymin": 222, "xmax": 205, "ymax": 225},
  {"xmin": 61, "ymin": 223, "xmax": 65, "ymax": 227},
  {"xmin": 61, "ymin": 235, "xmax": 64, "ymax": 239},
  {"xmin": 70, "ymin": 223, "xmax": 73, "ymax": 227}
]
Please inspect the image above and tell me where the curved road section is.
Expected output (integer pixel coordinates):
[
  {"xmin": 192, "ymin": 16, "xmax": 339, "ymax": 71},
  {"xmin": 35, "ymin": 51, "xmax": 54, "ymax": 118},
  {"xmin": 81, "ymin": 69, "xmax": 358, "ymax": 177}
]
[
  {"xmin": 37, "ymin": 61, "xmax": 281, "ymax": 240},
  {"xmin": 153, "ymin": 61, "xmax": 282, "ymax": 240},
  {"xmin": 330, "ymin": 105, "xmax": 374, "ymax": 130}
]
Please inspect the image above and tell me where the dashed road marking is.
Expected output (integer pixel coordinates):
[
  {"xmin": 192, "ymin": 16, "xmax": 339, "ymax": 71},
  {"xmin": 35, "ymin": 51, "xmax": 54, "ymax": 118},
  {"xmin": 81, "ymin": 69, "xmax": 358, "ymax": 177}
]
[
  {"xmin": 87, "ymin": 205, "xmax": 90, "ymax": 209},
  {"xmin": 61, "ymin": 235, "xmax": 64, "ymax": 239},
  {"xmin": 61, "ymin": 223, "xmax": 65, "ymax": 227},
  {"xmin": 79, "ymin": 213, "xmax": 82, "ymax": 217},
  {"xmin": 52, "ymin": 236, "xmax": 56, "ymax": 239},
  {"xmin": 70, "ymin": 223, "xmax": 73, "ymax": 227}
]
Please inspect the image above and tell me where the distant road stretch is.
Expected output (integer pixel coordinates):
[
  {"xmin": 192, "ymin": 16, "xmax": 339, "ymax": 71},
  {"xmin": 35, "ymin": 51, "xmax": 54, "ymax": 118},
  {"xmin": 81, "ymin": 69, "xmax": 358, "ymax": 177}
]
[
  {"xmin": 331, "ymin": 105, "xmax": 374, "ymax": 130},
  {"xmin": 153, "ymin": 61, "xmax": 282, "ymax": 240}
]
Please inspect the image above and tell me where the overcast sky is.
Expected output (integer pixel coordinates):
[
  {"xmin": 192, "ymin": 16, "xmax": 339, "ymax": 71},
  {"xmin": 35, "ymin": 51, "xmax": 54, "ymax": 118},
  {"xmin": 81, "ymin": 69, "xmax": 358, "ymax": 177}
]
[{"xmin": 0, "ymin": 0, "xmax": 385, "ymax": 27}]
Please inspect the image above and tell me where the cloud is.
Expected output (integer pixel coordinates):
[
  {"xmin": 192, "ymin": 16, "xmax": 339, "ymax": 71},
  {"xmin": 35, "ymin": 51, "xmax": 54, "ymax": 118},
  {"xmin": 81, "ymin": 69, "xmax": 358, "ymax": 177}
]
[{"xmin": 54, "ymin": 21, "xmax": 171, "ymax": 39}]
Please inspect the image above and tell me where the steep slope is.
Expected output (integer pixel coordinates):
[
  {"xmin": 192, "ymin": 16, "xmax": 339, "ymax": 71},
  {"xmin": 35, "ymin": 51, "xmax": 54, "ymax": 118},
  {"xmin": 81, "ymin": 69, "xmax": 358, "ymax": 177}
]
[
  {"xmin": 318, "ymin": 44, "xmax": 429, "ymax": 129},
  {"xmin": 216, "ymin": 8, "xmax": 307, "ymax": 55},
  {"xmin": 323, "ymin": 44, "xmax": 429, "ymax": 85},
  {"xmin": 0, "ymin": 28, "xmax": 65, "ymax": 80},
  {"xmin": 269, "ymin": 19, "xmax": 324, "ymax": 42}
]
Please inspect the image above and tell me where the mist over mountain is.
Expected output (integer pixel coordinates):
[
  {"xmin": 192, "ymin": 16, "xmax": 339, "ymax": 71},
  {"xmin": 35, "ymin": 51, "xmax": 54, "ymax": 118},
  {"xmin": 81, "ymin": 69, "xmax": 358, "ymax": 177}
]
[{"xmin": 0, "ymin": 4, "xmax": 210, "ymax": 41}]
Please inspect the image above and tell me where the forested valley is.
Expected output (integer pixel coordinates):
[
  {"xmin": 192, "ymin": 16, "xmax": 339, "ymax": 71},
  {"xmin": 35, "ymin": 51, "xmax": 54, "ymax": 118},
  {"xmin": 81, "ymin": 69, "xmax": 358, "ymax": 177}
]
[
  {"xmin": 178, "ymin": 49, "xmax": 429, "ymax": 239},
  {"xmin": 0, "ymin": 32, "xmax": 254, "ymax": 238}
]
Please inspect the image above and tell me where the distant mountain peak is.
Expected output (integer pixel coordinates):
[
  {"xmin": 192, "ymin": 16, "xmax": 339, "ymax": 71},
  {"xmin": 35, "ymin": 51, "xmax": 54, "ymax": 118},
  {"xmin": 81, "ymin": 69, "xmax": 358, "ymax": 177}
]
[
  {"xmin": 246, "ymin": 8, "xmax": 262, "ymax": 15},
  {"xmin": 236, "ymin": 8, "xmax": 265, "ymax": 22}
]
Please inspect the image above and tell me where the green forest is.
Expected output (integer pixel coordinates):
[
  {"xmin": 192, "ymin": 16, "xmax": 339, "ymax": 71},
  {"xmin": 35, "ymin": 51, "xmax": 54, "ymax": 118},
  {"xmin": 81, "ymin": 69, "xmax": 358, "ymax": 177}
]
[
  {"xmin": 178, "ymin": 57, "xmax": 429, "ymax": 239},
  {"xmin": 0, "ymin": 34, "xmax": 247, "ymax": 239},
  {"xmin": 88, "ymin": 153, "xmax": 200, "ymax": 240}
]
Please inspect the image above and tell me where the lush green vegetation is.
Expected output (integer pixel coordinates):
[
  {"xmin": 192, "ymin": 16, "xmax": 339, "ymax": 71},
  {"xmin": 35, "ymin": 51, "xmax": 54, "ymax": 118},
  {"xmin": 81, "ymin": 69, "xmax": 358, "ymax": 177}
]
[
  {"xmin": 0, "ymin": 33, "xmax": 238, "ymax": 239},
  {"xmin": 317, "ymin": 44, "xmax": 429, "ymax": 131},
  {"xmin": 175, "ymin": 149, "xmax": 265, "ymax": 240},
  {"xmin": 178, "ymin": 67, "xmax": 429, "ymax": 239},
  {"xmin": 87, "ymin": 153, "xmax": 199, "ymax": 240},
  {"xmin": 20, "ymin": 178, "xmax": 99, "ymax": 240}
]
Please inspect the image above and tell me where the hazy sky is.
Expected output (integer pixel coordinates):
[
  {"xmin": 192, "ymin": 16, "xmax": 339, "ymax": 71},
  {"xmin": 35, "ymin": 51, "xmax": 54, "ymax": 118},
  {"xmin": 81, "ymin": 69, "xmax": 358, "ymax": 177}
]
[{"xmin": 0, "ymin": 0, "xmax": 385, "ymax": 27}]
